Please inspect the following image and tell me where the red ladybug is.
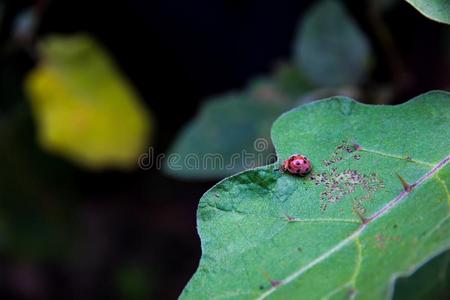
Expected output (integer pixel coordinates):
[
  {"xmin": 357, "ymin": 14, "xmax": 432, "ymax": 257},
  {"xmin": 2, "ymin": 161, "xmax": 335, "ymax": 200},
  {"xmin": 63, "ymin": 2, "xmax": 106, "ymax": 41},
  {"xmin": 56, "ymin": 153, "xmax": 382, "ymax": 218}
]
[{"xmin": 281, "ymin": 154, "xmax": 312, "ymax": 176}]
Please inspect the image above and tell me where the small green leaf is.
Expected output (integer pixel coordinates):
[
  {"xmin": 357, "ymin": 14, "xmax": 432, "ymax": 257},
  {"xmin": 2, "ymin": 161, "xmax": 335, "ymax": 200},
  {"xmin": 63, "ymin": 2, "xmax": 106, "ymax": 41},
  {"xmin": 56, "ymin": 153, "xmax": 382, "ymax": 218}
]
[
  {"xmin": 164, "ymin": 63, "xmax": 313, "ymax": 180},
  {"xmin": 271, "ymin": 64, "xmax": 314, "ymax": 99},
  {"xmin": 164, "ymin": 93, "xmax": 286, "ymax": 179},
  {"xmin": 404, "ymin": 0, "xmax": 450, "ymax": 24},
  {"xmin": 393, "ymin": 249, "xmax": 450, "ymax": 300},
  {"xmin": 181, "ymin": 91, "xmax": 450, "ymax": 299},
  {"xmin": 294, "ymin": 0, "xmax": 371, "ymax": 87},
  {"xmin": 25, "ymin": 34, "xmax": 153, "ymax": 170}
]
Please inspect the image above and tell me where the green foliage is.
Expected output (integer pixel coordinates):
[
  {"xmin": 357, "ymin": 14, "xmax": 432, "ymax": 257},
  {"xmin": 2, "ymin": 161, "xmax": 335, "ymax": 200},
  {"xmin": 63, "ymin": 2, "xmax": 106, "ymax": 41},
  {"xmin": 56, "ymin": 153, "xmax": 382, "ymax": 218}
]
[
  {"xmin": 293, "ymin": 0, "xmax": 371, "ymax": 87},
  {"xmin": 404, "ymin": 0, "xmax": 450, "ymax": 24},
  {"xmin": 393, "ymin": 249, "xmax": 450, "ymax": 300},
  {"xmin": 25, "ymin": 34, "xmax": 153, "ymax": 170},
  {"xmin": 269, "ymin": 64, "xmax": 313, "ymax": 99},
  {"xmin": 164, "ymin": 65, "xmax": 312, "ymax": 179},
  {"xmin": 164, "ymin": 93, "xmax": 286, "ymax": 179},
  {"xmin": 165, "ymin": 0, "xmax": 373, "ymax": 180},
  {"xmin": 181, "ymin": 91, "xmax": 450, "ymax": 299}
]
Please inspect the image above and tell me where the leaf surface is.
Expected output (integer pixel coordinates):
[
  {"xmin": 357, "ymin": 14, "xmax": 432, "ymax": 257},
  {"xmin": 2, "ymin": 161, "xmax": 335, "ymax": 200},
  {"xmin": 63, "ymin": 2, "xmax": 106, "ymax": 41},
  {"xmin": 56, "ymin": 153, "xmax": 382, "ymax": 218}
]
[
  {"xmin": 404, "ymin": 0, "xmax": 450, "ymax": 24},
  {"xmin": 181, "ymin": 91, "xmax": 450, "ymax": 299},
  {"xmin": 293, "ymin": 0, "xmax": 371, "ymax": 87}
]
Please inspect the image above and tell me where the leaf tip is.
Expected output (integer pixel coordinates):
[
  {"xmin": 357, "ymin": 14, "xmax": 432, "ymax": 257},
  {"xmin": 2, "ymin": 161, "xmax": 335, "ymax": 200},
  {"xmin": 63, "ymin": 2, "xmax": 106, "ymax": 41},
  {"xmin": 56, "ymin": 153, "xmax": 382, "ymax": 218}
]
[{"xmin": 396, "ymin": 173, "xmax": 413, "ymax": 192}]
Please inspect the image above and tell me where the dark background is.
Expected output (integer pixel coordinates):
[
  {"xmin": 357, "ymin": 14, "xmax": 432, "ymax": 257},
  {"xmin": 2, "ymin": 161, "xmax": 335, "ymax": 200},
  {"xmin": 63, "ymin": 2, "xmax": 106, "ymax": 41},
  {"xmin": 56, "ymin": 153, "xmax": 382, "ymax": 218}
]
[{"xmin": 0, "ymin": 0, "xmax": 449, "ymax": 299}]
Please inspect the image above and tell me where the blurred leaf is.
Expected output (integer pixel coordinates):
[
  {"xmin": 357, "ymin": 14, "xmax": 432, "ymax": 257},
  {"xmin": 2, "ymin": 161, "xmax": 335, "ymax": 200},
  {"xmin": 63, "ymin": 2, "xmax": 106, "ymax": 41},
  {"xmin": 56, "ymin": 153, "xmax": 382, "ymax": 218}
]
[
  {"xmin": 271, "ymin": 63, "xmax": 313, "ymax": 99},
  {"xmin": 25, "ymin": 34, "xmax": 153, "ymax": 170},
  {"xmin": 294, "ymin": 0, "xmax": 371, "ymax": 87},
  {"xmin": 164, "ymin": 62, "xmax": 315, "ymax": 180},
  {"xmin": 393, "ymin": 249, "xmax": 450, "ymax": 300},
  {"xmin": 247, "ymin": 64, "xmax": 313, "ymax": 104},
  {"xmin": 13, "ymin": 7, "xmax": 38, "ymax": 42},
  {"xmin": 165, "ymin": 0, "xmax": 375, "ymax": 181},
  {"xmin": 164, "ymin": 93, "xmax": 284, "ymax": 179},
  {"xmin": 404, "ymin": 0, "xmax": 450, "ymax": 24},
  {"xmin": 181, "ymin": 91, "xmax": 450, "ymax": 299}
]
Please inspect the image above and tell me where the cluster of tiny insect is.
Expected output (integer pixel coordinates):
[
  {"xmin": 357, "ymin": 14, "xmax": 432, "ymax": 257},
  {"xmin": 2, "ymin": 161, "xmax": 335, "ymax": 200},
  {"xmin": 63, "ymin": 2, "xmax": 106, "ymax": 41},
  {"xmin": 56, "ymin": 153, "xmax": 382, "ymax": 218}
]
[
  {"xmin": 312, "ymin": 168, "xmax": 384, "ymax": 211},
  {"xmin": 280, "ymin": 141, "xmax": 384, "ymax": 213},
  {"xmin": 323, "ymin": 142, "xmax": 359, "ymax": 166}
]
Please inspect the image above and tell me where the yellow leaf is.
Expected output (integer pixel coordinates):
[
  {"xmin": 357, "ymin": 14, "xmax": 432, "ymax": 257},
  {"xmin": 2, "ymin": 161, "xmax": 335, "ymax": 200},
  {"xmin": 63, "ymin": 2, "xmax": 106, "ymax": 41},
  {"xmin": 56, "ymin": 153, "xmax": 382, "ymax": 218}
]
[{"xmin": 25, "ymin": 34, "xmax": 153, "ymax": 170}]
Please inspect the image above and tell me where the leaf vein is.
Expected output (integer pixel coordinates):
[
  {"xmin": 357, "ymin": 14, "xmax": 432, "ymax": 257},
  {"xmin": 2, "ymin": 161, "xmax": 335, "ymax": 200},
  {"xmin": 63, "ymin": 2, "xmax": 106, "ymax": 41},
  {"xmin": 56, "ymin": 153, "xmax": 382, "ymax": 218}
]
[
  {"xmin": 435, "ymin": 174, "xmax": 450, "ymax": 210},
  {"xmin": 360, "ymin": 148, "xmax": 434, "ymax": 167},
  {"xmin": 256, "ymin": 155, "xmax": 450, "ymax": 299}
]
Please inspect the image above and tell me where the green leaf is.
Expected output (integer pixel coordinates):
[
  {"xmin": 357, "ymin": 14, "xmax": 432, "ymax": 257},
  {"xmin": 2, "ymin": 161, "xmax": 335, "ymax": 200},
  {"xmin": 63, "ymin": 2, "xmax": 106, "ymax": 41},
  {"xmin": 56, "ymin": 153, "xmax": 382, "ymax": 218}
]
[
  {"xmin": 163, "ymin": 93, "xmax": 285, "ymax": 179},
  {"xmin": 270, "ymin": 64, "xmax": 314, "ymax": 99},
  {"xmin": 25, "ymin": 34, "xmax": 153, "ymax": 170},
  {"xmin": 294, "ymin": 0, "xmax": 371, "ymax": 87},
  {"xmin": 393, "ymin": 249, "xmax": 450, "ymax": 300},
  {"xmin": 404, "ymin": 0, "xmax": 450, "ymax": 24},
  {"xmin": 164, "ymin": 63, "xmax": 313, "ymax": 180},
  {"xmin": 181, "ymin": 91, "xmax": 450, "ymax": 299}
]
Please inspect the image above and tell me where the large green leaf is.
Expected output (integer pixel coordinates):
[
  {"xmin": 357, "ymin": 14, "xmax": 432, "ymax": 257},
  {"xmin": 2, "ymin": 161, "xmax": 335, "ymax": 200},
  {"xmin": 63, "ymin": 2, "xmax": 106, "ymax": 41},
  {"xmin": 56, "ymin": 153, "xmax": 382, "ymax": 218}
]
[
  {"xmin": 404, "ymin": 0, "xmax": 450, "ymax": 24},
  {"xmin": 181, "ymin": 91, "xmax": 450, "ymax": 299},
  {"xmin": 294, "ymin": 0, "xmax": 371, "ymax": 87}
]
